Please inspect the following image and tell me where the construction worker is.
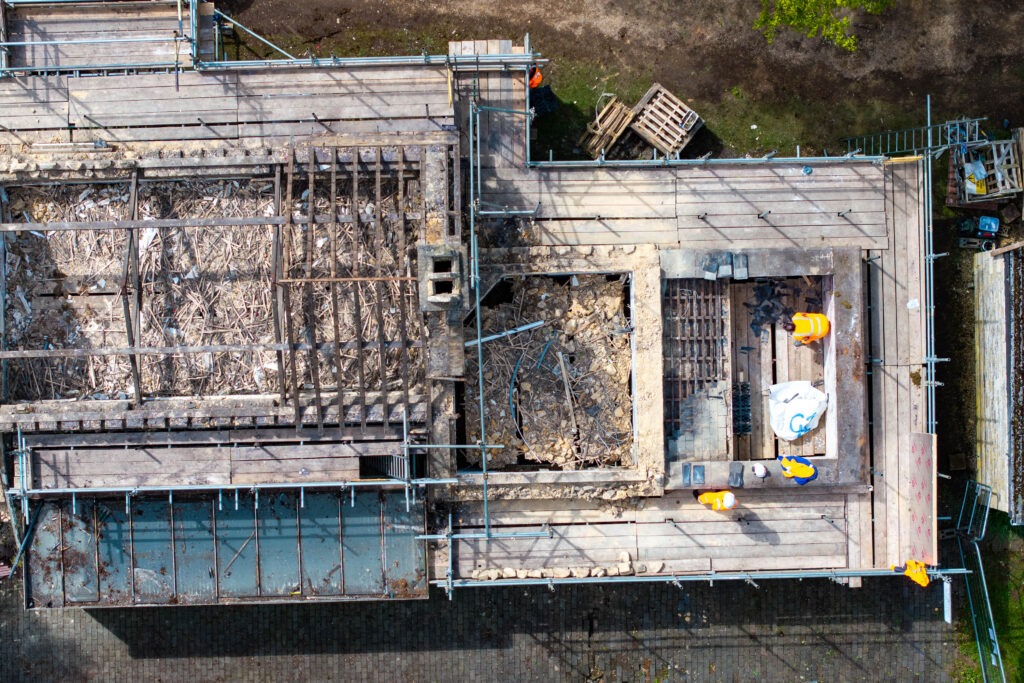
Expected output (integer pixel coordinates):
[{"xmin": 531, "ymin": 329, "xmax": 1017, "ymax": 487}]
[
  {"xmin": 696, "ymin": 490, "xmax": 737, "ymax": 511},
  {"xmin": 529, "ymin": 67, "xmax": 543, "ymax": 89},
  {"xmin": 892, "ymin": 560, "xmax": 930, "ymax": 587},
  {"xmin": 778, "ymin": 455, "xmax": 818, "ymax": 485},
  {"xmin": 791, "ymin": 312, "xmax": 830, "ymax": 345}
]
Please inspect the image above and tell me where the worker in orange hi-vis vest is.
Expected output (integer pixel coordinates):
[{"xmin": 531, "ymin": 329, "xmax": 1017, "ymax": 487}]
[
  {"xmin": 696, "ymin": 490, "xmax": 737, "ymax": 511},
  {"xmin": 791, "ymin": 312, "xmax": 830, "ymax": 345},
  {"xmin": 529, "ymin": 67, "xmax": 543, "ymax": 89}
]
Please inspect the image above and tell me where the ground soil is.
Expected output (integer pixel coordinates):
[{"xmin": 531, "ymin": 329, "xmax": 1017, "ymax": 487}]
[{"xmin": 221, "ymin": 0, "xmax": 1024, "ymax": 151}]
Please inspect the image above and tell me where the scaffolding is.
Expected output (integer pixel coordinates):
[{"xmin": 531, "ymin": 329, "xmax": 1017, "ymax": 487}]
[
  {"xmin": 0, "ymin": 0, "xmax": 198, "ymax": 75},
  {"xmin": 842, "ymin": 117, "xmax": 986, "ymax": 157},
  {"xmin": 0, "ymin": 13, "xmax": 955, "ymax": 608},
  {"xmin": 0, "ymin": 145, "xmax": 466, "ymax": 517},
  {"xmin": 0, "ymin": 0, "xmax": 539, "ymax": 78}
]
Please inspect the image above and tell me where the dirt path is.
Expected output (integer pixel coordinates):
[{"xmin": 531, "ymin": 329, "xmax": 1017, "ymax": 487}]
[{"xmin": 222, "ymin": 0, "xmax": 1024, "ymax": 150}]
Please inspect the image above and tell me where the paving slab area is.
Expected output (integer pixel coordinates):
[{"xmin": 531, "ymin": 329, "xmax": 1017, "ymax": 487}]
[{"xmin": 0, "ymin": 572, "xmax": 958, "ymax": 682}]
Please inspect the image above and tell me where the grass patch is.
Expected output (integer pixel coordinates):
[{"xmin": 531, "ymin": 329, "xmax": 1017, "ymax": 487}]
[
  {"xmin": 218, "ymin": 28, "xmax": 923, "ymax": 159},
  {"xmin": 217, "ymin": 26, "xmax": 449, "ymax": 62},
  {"xmin": 692, "ymin": 87, "xmax": 920, "ymax": 157},
  {"xmin": 531, "ymin": 66, "xmax": 923, "ymax": 159},
  {"xmin": 530, "ymin": 58, "xmax": 652, "ymax": 160},
  {"xmin": 979, "ymin": 512, "xmax": 1024, "ymax": 682}
]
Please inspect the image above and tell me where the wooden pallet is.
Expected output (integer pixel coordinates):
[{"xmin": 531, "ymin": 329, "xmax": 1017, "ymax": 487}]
[
  {"xmin": 628, "ymin": 83, "xmax": 702, "ymax": 157},
  {"xmin": 955, "ymin": 139, "xmax": 1023, "ymax": 203},
  {"xmin": 578, "ymin": 95, "xmax": 636, "ymax": 159}
]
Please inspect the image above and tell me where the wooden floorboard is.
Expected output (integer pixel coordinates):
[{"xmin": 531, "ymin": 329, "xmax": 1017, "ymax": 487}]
[
  {"xmin": 712, "ymin": 554, "xmax": 846, "ymax": 571},
  {"xmin": 529, "ymin": 219, "xmax": 677, "ymax": 247},
  {"xmin": 8, "ymin": 67, "xmax": 453, "ymax": 142},
  {"xmin": 882, "ymin": 366, "xmax": 902, "ymax": 567},
  {"xmin": 893, "ymin": 365, "xmax": 912, "ymax": 567},
  {"xmin": 481, "ymin": 161, "xmax": 889, "ymax": 249},
  {"xmin": 898, "ymin": 161, "xmax": 925, "ymax": 364},
  {"xmin": 893, "ymin": 162, "xmax": 912, "ymax": 366},
  {"xmin": 25, "ymin": 441, "xmax": 391, "ymax": 489},
  {"xmin": 8, "ymin": 5, "xmax": 185, "ymax": 70},
  {"xmin": 0, "ymin": 76, "xmax": 69, "ymax": 129},
  {"xmin": 865, "ymin": 158, "xmax": 930, "ymax": 567},
  {"xmin": 976, "ymin": 252, "xmax": 1010, "ymax": 509},
  {"xmin": 453, "ymin": 490, "xmax": 851, "ymax": 577}
]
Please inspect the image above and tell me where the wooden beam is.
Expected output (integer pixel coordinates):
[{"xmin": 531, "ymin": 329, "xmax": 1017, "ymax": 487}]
[
  {"xmin": 282, "ymin": 150, "xmax": 302, "ymax": 427},
  {"xmin": 119, "ymin": 169, "xmax": 144, "ymax": 407},
  {"xmin": 350, "ymin": 151, "xmax": 369, "ymax": 433},
  {"xmin": 0, "ymin": 339, "xmax": 420, "ymax": 360},
  {"xmin": 305, "ymin": 146, "xmax": 325, "ymax": 433},
  {"xmin": 372, "ymin": 146, "xmax": 389, "ymax": 430},
  {"xmin": 328, "ymin": 146, "xmax": 347, "ymax": 418},
  {"xmin": 0, "ymin": 216, "xmax": 288, "ymax": 232},
  {"xmin": 24, "ymin": 425, "xmax": 404, "ymax": 448},
  {"xmin": 270, "ymin": 163, "xmax": 288, "ymax": 404},
  {"xmin": 396, "ymin": 146, "xmax": 412, "ymax": 421}
]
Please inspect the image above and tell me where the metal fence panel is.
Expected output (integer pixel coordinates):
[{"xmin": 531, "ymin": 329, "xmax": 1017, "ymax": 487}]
[
  {"xmin": 299, "ymin": 492, "xmax": 344, "ymax": 596},
  {"xmin": 173, "ymin": 499, "xmax": 217, "ymax": 603}
]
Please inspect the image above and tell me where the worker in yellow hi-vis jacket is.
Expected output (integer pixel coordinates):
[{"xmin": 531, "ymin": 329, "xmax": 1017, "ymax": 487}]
[
  {"xmin": 778, "ymin": 455, "xmax": 818, "ymax": 485},
  {"xmin": 791, "ymin": 312, "xmax": 830, "ymax": 345},
  {"xmin": 696, "ymin": 490, "xmax": 737, "ymax": 511}
]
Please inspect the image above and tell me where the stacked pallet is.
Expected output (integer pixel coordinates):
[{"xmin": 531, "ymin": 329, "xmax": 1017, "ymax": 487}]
[
  {"xmin": 577, "ymin": 84, "xmax": 703, "ymax": 160},
  {"xmin": 629, "ymin": 83, "xmax": 703, "ymax": 157},
  {"xmin": 578, "ymin": 95, "xmax": 636, "ymax": 158}
]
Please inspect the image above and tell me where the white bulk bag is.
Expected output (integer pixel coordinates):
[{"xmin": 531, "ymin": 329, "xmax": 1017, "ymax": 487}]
[{"xmin": 768, "ymin": 381, "xmax": 828, "ymax": 441}]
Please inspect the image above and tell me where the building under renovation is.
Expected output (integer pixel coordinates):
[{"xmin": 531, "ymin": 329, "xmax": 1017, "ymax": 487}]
[{"xmin": 0, "ymin": 0, "xmax": 940, "ymax": 607}]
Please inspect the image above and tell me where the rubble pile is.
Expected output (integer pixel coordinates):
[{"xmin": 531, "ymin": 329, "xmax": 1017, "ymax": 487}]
[
  {"xmin": 5, "ymin": 185, "xmax": 133, "ymax": 400},
  {"xmin": 469, "ymin": 551, "xmax": 664, "ymax": 581},
  {"xmin": 295, "ymin": 174, "xmax": 419, "ymax": 395},
  {"xmin": 3, "ymin": 177, "xmax": 423, "ymax": 401},
  {"xmin": 134, "ymin": 180, "xmax": 277, "ymax": 396},
  {"xmin": 465, "ymin": 275, "xmax": 633, "ymax": 469}
]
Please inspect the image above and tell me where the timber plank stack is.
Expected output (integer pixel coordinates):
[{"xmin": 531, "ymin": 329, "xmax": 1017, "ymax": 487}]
[{"xmin": 578, "ymin": 96, "xmax": 636, "ymax": 159}]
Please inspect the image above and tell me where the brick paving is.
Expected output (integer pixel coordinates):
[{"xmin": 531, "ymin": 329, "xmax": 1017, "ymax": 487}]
[{"xmin": 0, "ymin": 573, "xmax": 958, "ymax": 682}]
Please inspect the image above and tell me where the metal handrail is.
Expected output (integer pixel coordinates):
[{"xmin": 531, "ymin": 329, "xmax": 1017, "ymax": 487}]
[{"xmin": 527, "ymin": 155, "xmax": 885, "ymax": 168}]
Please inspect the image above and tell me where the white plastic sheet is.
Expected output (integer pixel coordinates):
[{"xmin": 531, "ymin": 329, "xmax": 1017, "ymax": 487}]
[{"xmin": 768, "ymin": 381, "xmax": 828, "ymax": 441}]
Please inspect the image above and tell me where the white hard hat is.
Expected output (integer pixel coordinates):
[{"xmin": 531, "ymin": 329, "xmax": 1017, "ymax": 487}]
[
  {"xmin": 722, "ymin": 492, "xmax": 737, "ymax": 509},
  {"xmin": 751, "ymin": 463, "xmax": 768, "ymax": 478}
]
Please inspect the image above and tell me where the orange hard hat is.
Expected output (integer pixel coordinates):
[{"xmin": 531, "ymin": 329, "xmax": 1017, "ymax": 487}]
[{"xmin": 529, "ymin": 68, "xmax": 543, "ymax": 89}]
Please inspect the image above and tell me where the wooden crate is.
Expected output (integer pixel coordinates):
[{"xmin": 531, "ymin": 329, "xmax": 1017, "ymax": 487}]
[
  {"xmin": 955, "ymin": 139, "xmax": 1023, "ymax": 203},
  {"xmin": 578, "ymin": 95, "xmax": 636, "ymax": 159},
  {"xmin": 628, "ymin": 83, "xmax": 703, "ymax": 157}
]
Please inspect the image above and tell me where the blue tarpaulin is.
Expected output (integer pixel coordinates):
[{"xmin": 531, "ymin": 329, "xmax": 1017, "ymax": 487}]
[{"xmin": 25, "ymin": 489, "xmax": 426, "ymax": 608}]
